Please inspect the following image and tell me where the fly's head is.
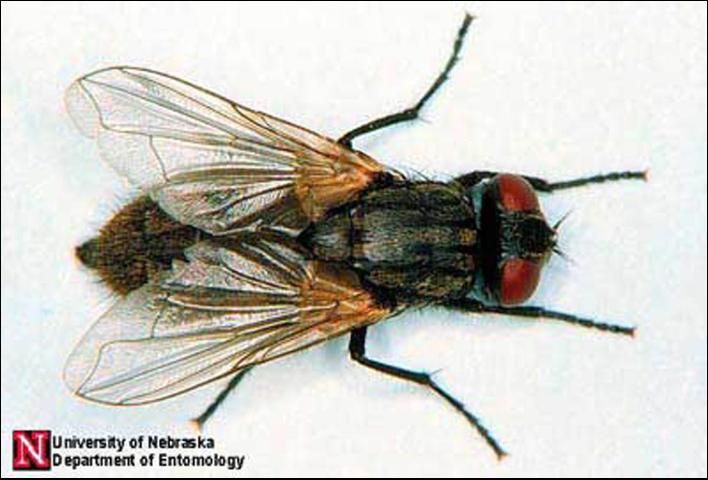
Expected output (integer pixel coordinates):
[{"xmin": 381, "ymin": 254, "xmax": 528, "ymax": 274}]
[{"xmin": 466, "ymin": 174, "xmax": 557, "ymax": 306}]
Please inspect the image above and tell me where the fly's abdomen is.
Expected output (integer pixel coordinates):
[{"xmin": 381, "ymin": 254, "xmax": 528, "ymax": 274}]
[
  {"xmin": 301, "ymin": 182, "xmax": 478, "ymax": 299},
  {"xmin": 76, "ymin": 196, "xmax": 203, "ymax": 295}
]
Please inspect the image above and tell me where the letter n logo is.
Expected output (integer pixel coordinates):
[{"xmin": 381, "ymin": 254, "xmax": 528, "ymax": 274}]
[{"xmin": 13, "ymin": 430, "xmax": 51, "ymax": 470}]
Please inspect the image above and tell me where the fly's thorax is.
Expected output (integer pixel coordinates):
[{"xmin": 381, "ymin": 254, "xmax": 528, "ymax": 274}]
[{"xmin": 300, "ymin": 181, "xmax": 478, "ymax": 300}]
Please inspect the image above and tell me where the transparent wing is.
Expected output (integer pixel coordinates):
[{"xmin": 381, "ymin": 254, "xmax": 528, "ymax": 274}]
[
  {"xmin": 65, "ymin": 67, "xmax": 392, "ymax": 234},
  {"xmin": 64, "ymin": 234, "xmax": 391, "ymax": 405}
]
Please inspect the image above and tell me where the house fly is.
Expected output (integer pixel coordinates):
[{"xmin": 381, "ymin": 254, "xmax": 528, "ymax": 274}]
[{"xmin": 64, "ymin": 14, "xmax": 645, "ymax": 459}]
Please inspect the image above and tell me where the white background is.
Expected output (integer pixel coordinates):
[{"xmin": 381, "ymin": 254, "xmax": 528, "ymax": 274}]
[{"xmin": 2, "ymin": 1, "xmax": 706, "ymax": 477}]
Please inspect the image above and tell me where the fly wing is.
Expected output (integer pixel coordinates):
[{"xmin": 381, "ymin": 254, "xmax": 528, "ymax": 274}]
[
  {"xmin": 65, "ymin": 67, "xmax": 392, "ymax": 235},
  {"xmin": 64, "ymin": 234, "xmax": 391, "ymax": 405}
]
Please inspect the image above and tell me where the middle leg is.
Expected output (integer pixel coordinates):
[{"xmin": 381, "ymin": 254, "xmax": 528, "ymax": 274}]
[
  {"xmin": 338, "ymin": 14, "xmax": 474, "ymax": 148},
  {"xmin": 348, "ymin": 326, "xmax": 506, "ymax": 459}
]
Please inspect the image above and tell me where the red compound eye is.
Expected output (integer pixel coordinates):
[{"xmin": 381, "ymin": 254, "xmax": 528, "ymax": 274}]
[
  {"xmin": 499, "ymin": 258, "xmax": 541, "ymax": 306},
  {"xmin": 497, "ymin": 174, "xmax": 539, "ymax": 212}
]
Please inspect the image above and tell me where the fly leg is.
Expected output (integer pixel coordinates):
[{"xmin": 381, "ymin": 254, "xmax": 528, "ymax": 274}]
[
  {"xmin": 338, "ymin": 14, "xmax": 474, "ymax": 148},
  {"xmin": 348, "ymin": 326, "xmax": 506, "ymax": 459},
  {"xmin": 190, "ymin": 367, "xmax": 253, "ymax": 432},
  {"xmin": 445, "ymin": 297, "xmax": 635, "ymax": 336},
  {"xmin": 456, "ymin": 170, "xmax": 647, "ymax": 192}
]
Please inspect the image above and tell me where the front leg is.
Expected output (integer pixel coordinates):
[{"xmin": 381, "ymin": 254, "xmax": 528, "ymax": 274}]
[
  {"xmin": 446, "ymin": 298, "xmax": 635, "ymax": 336},
  {"xmin": 348, "ymin": 326, "xmax": 506, "ymax": 459},
  {"xmin": 456, "ymin": 170, "xmax": 647, "ymax": 192}
]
